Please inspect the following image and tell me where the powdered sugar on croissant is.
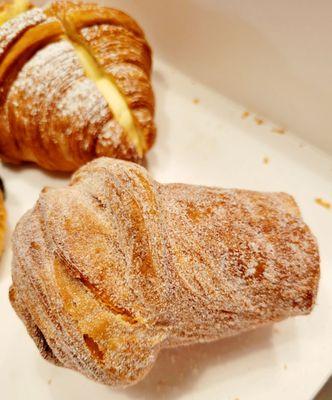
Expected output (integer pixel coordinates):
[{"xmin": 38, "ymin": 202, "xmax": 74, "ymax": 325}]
[
  {"xmin": 10, "ymin": 157, "xmax": 320, "ymax": 387},
  {"xmin": 0, "ymin": 0, "xmax": 155, "ymax": 171}
]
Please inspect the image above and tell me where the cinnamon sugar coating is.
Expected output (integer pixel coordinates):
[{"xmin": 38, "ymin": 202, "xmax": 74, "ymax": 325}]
[{"xmin": 10, "ymin": 157, "xmax": 320, "ymax": 386}]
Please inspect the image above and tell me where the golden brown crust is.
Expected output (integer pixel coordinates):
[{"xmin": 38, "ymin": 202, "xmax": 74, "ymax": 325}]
[
  {"xmin": 10, "ymin": 157, "xmax": 320, "ymax": 387},
  {"xmin": 0, "ymin": 1, "xmax": 155, "ymax": 171}
]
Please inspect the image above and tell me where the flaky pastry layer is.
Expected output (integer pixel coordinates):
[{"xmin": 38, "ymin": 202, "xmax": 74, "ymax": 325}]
[
  {"xmin": 10, "ymin": 157, "xmax": 320, "ymax": 386},
  {"xmin": 0, "ymin": 1, "xmax": 155, "ymax": 171}
]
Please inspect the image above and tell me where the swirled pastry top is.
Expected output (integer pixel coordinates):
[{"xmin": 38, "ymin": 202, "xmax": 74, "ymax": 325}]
[{"xmin": 10, "ymin": 157, "xmax": 320, "ymax": 387}]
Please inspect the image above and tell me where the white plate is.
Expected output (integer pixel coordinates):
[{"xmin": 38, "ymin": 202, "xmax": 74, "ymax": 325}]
[{"xmin": 0, "ymin": 58, "xmax": 331, "ymax": 400}]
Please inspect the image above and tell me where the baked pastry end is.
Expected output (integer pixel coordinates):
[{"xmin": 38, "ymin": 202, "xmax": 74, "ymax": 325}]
[{"xmin": 10, "ymin": 158, "xmax": 320, "ymax": 387}]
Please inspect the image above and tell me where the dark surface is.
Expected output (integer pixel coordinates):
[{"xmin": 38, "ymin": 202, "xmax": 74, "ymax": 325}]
[
  {"xmin": 0, "ymin": 176, "xmax": 5, "ymax": 197},
  {"xmin": 314, "ymin": 376, "xmax": 332, "ymax": 400}
]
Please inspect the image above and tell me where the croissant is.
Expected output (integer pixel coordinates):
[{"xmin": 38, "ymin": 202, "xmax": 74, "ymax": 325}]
[
  {"xmin": 0, "ymin": 0, "xmax": 155, "ymax": 171},
  {"xmin": 10, "ymin": 157, "xmax": 320, "ymax": 387}
]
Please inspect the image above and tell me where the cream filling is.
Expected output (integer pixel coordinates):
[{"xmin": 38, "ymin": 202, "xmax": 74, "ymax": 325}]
[
  {"xmin": 72, "ymin": 43, "xmax": 145, "ymax": 156},
  {"xmin": 62, "ymin": 17, "xmax": 146, "ymax": 157}
]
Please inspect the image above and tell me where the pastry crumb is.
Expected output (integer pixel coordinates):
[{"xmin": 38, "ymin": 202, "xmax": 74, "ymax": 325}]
[
  {"xmin": 263, "ymin": 157, "xmax": 270, "ymax": 165},
  {"xmin": 254, "ymin": 117, "xmax": 264, "ymax": 125},
  {"xmin": 315, "ymin": 198, "xmax": 331, "ymax": 210},
  {"xmin": 272, "ymin": 127, "xmax": 286, "ymax": 134},
  {"xmin": 284, "ymin": 364, "xmax": 288, "ymax": 370},
  {"xmin": 193, "ymin": 98, "xmax": 200, "ymax": 104},
  {"xmin": 242, "ymin": 111, "xmax": 250, "ymax": 119},
  {"xmin": 47, "ymin": 379, "xmax": 52, "ymax": 385}
]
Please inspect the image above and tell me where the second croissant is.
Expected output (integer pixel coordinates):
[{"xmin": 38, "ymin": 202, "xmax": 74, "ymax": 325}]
[{"xmin": 0, "ymin": 0, "xmax": 155, "ymax": 171}]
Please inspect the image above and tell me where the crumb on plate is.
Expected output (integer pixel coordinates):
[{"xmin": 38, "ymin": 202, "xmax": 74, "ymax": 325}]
[
  {"xmin": 272, "ymin": 127, "xmax": 286, "ymax": 134},
  {"xmin": 193, "ymin": 98, "xmax": 200, "ymax": 104},
  {"xmin": 254, "ymin": 117, "xmax": 264, "ymax": 125},
  {"xmin": 242, "ymin": 111, "xmax": 250, "ymax": 119},
  {"xmin": 315, "ymin": 198, "xmax": 331, "ymax": 210},
  {"xmin": 263, "ymin": 157, "xmax": 270, "ymax": 165}
]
